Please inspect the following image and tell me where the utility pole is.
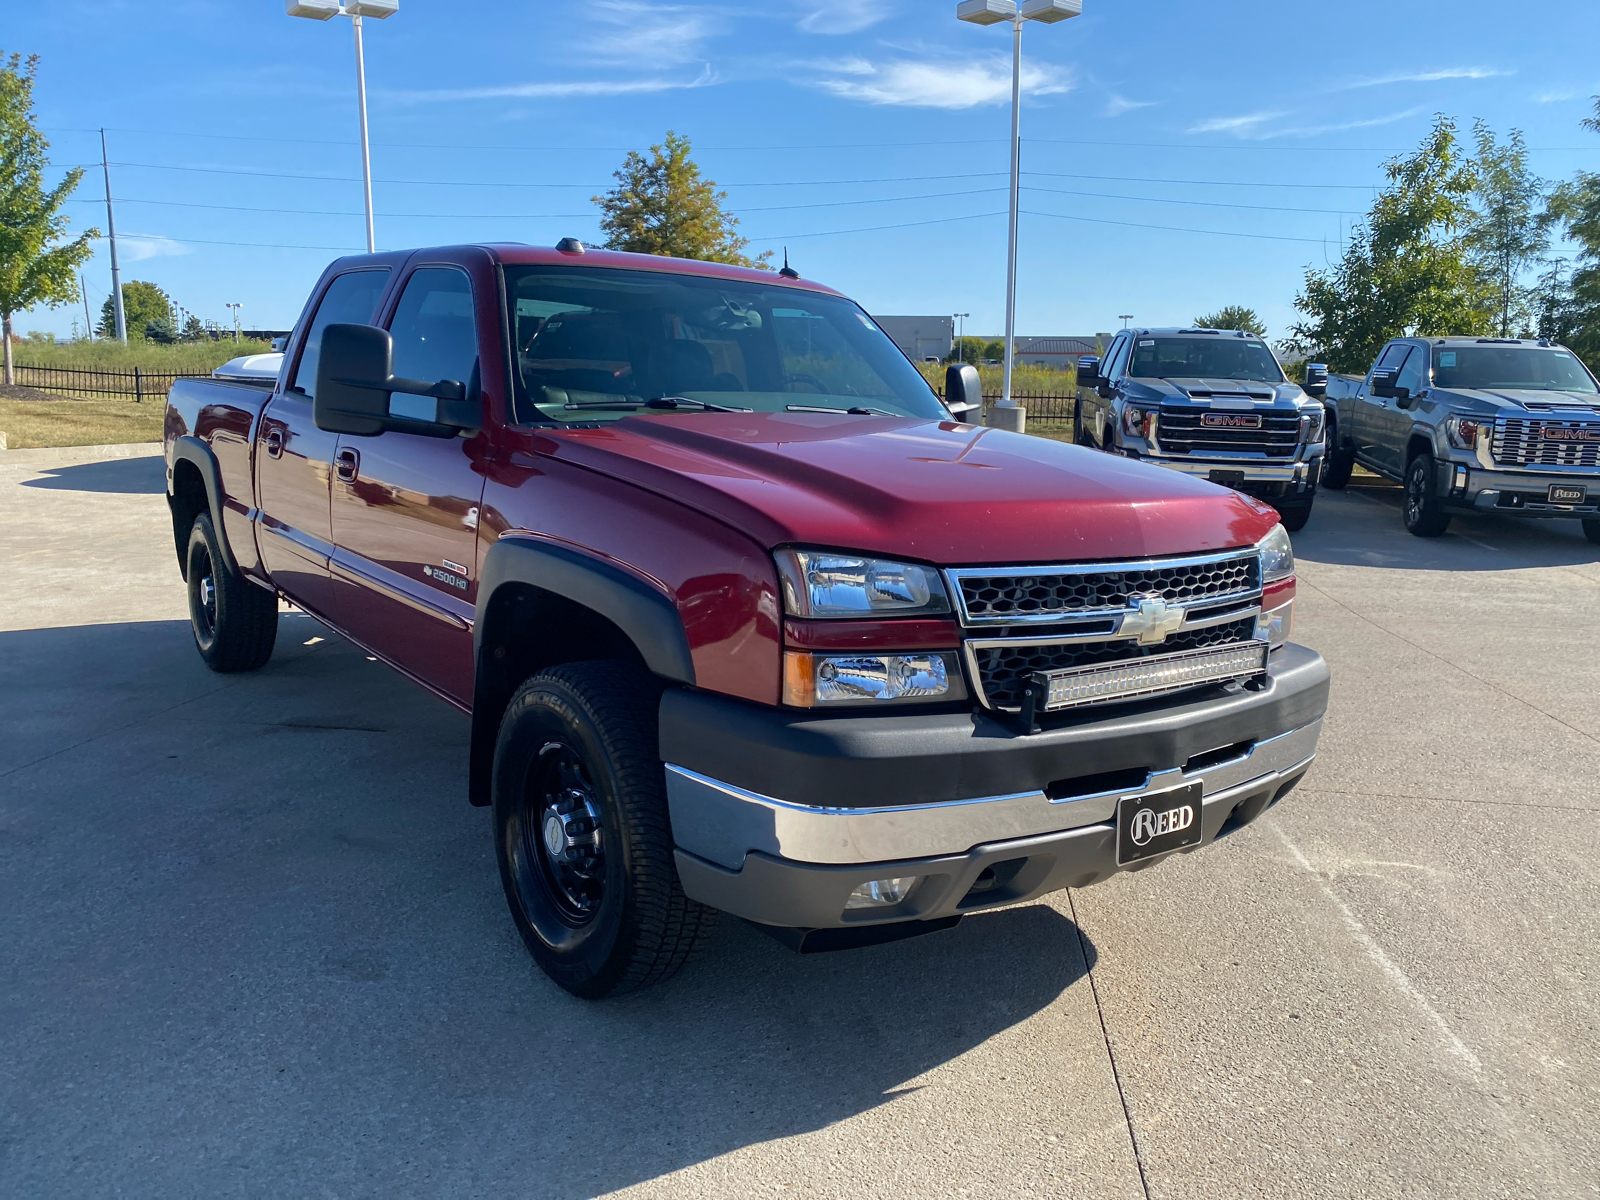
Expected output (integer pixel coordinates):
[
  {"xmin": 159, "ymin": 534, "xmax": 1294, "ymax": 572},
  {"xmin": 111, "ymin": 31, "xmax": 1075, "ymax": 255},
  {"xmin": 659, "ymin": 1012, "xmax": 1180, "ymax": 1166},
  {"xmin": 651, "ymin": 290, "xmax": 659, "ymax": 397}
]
[
  {"xmin": 101, "ymin": 129, "xmax": 127, "ymax": 344},
  {"xmin": 80, "ymin": 273, "xmax": 94, "ymax": 341}
]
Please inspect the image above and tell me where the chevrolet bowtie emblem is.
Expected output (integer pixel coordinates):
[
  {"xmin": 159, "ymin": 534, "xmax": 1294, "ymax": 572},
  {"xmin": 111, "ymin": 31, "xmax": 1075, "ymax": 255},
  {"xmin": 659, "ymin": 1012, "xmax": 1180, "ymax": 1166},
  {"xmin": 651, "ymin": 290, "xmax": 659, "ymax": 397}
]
[{"xmin": 1122, "ymin": 597, "xmax": 1186, "ymax": 645}]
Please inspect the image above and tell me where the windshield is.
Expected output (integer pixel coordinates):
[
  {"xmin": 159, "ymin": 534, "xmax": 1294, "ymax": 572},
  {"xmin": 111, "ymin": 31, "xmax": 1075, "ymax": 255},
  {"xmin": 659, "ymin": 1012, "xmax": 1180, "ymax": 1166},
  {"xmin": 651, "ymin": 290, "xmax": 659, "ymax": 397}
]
[
  {"xmin": 1129, "ymin": 337, "xmax": 1285, "ymax": 384},
  {"xmin": 503, "ymin": 265, "xmax": 946, "ymax": 424},
  {"xmin": 1431, "ymin": 345, "xmax": 1598, "ymax": 394}
]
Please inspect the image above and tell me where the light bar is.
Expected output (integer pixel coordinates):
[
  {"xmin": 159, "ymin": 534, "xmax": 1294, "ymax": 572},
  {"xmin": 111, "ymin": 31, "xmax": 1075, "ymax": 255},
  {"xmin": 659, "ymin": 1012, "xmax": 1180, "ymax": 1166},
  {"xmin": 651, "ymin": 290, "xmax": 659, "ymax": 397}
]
[{"xmin": 1034, "ymin": 642, "xmax": 1267, "ymax": 712}]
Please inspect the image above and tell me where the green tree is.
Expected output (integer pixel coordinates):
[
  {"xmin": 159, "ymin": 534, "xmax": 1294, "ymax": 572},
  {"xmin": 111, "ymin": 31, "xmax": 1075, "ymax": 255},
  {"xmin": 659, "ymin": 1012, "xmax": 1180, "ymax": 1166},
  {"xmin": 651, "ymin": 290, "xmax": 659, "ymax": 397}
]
[
  {"xmin": 1194, "ymin": 306, "xmax": 1267, "ymax": 336},
  {"xmin": 99, "ymin": 279, "xmax": 171, "ymax": 340},
  {"xmin": 982, "ymin": 339, "xmax": 1005, "ymax": 362},
  {"xmin": 1462, "ymin": 122, "xmax": 1548, "ymax": 337},
  {"xmin": 594, "ymin": 132, "xmax": 771, "ymax": 268},
  {"xmin": 946, "ymin": 335, "xmax": 987, "ymax": 365},
  {"xmin": 1543, "ymin": 97, "xmax": 1600, "ymax": 363},
  {"xmin": 1292, "ymin": 115, "xmax": 1494, "ymax": 372},
  {"xmin": 0, "ymin": 54, "xmax": 96, "ymax": 385},
  {"xmin": 181, "ymin": 314, "xmax": 206, "ymax": 342}
]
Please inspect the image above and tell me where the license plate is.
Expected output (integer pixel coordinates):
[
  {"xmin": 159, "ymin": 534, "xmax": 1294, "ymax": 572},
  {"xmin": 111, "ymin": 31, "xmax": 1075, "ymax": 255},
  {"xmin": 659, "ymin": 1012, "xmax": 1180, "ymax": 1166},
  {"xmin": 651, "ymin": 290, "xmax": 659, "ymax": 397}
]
[
  {"xmin": 1116, "ymin": 783, "xmax": 1204, "ymax": 866},
  {"xmin": 1209, "ymin": 469, "xmax": 1246, "ymax": 487},
  {"xmin": 1548, "ymin": 484, "xmax": 1587, "ymax": 505}
]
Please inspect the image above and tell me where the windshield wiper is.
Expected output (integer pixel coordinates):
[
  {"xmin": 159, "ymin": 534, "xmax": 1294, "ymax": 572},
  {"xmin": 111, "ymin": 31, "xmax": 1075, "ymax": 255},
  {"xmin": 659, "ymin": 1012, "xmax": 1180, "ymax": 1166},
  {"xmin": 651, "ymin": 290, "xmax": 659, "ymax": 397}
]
[
  {"xmin": 785, "ymin": 404, "xmax": 895, "ymax": 416},
  {"xmin": 645, "ymin": 396, "xmax": 752, "ymax": 413}
]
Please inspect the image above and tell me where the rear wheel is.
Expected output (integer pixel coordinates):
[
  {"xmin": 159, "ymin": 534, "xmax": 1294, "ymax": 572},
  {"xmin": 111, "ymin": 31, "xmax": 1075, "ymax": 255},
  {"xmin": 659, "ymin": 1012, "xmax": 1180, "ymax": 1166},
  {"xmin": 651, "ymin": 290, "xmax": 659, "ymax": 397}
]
[
  {"xmin": 1583, "ymin": 518, "xmax": 1600, "ymax": 546},
  {"xmin": 492, "ymin": 662, "xmax": 713, "ymax": 999},
  {"xmin": 185, "ymin": 513, "xmax": 278, "ymax": 672},
  {"xmin": 1403, "ymin": 452, "xmax": 1451, "ymax": 538}
]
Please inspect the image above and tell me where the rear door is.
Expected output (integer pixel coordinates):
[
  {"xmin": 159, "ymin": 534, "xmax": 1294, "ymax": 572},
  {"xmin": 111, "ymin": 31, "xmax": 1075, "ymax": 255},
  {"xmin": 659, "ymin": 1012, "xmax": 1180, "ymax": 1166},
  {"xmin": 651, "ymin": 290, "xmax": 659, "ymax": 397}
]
[
  {"xmin": 1353, "ymin": 341, "xmax": 1412, "ymax": 475},
  {"xmin": 1371, "ymin": 345, "xmax": 1428, "ymax": 475},
  {"xmin": 327, "ymin": 263, "xmax": 488, "ymax": 705},
  {"xmin": 255, "ymin": 267, "xmax": 391, "ymax": 619}
]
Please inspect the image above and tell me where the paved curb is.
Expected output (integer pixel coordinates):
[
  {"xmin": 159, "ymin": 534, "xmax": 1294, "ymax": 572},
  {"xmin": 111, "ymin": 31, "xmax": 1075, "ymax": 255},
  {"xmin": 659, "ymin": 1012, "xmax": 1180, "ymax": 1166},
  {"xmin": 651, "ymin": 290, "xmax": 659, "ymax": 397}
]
[{"xmin": 0, "ymin": 441, "xmax": 162, "ymax": 465}]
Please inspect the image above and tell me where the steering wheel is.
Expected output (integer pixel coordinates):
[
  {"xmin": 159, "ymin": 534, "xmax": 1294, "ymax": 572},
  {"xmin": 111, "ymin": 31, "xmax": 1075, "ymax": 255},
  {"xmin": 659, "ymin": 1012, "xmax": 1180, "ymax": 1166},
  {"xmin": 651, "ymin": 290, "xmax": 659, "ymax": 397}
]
[{"xmin": 782, "ymin": 373, "xmax": 828, "ymax": 394}]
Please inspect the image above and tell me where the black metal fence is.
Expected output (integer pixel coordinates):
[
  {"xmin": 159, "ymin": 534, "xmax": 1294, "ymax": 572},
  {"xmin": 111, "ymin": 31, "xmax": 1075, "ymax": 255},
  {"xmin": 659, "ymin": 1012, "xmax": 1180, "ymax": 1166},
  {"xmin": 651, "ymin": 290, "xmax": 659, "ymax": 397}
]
[
  {"xmin": 936, "ymin": 390, "xmax": 1078, "ymax": 426},
  {"xmin": 12, "ymin": 364, "xmax": 209, "ymax": 402}
]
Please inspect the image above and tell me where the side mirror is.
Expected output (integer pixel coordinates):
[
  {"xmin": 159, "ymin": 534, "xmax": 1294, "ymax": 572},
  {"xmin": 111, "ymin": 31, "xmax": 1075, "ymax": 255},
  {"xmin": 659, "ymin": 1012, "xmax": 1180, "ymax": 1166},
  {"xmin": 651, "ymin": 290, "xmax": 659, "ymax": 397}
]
[
  {"xmin": 1369, "ymin": 368, "xmax": 1399, "ymax": 399},
  {"xmin": 944, "ymin": 363, "xmax": 983, "ymax": 424},
  {"xmin": 1393, "ymin": 386, "xmax": 1415, "ymax": 408},
  {"xmin": 1077, "ymin": 355, "xmax": 1101, "ymax": 387},
  {"xmin": 314, "ymin": 323, "xmax": 481, "ymax": 438},
  {"xmin": 1304, "ymin": 363, "xmax": 1328, "ymax": 399}
]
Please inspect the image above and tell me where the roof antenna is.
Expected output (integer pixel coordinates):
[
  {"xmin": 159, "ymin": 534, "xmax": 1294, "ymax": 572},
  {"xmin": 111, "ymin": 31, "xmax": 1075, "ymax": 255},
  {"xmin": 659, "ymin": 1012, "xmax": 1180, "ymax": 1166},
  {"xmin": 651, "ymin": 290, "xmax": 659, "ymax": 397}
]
[{"xmin": 779, "ymin": 247, "xmax": 800, "ymax": 279}]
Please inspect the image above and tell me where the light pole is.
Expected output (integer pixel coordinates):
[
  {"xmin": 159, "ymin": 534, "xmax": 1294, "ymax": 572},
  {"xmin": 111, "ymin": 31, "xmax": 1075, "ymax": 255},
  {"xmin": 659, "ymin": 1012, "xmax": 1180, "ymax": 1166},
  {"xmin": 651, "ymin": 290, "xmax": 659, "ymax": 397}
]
[
  {"xmin": 957, "ymin": 0, "xmax": 1079, "ymax": 433},
  {"xmin": 1118, "ymin": 314, "xmax": 1134, "ymax": 329},
  {"xmin": 226, "ymin": 303, "xmax": 242, "ymax": 343},
  {"xmin": 954, "ymin": 312, "xmax": 970, "ymax": 363},
  {"xmin": 286, "ymin": 1, "xmax": 398, "ymax": 253}
]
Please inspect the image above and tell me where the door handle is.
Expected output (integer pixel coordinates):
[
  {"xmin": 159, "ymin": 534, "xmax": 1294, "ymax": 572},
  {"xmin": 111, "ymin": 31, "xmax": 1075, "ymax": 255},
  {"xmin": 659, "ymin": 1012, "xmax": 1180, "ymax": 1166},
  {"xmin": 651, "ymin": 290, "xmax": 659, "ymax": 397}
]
[
  {"xmin": 264, "ymin": 428, "xmax": 284, "ymax": 459},
  {"xmin": 335, "ymin": 447, "xmax": 360, "ymax": 483}
]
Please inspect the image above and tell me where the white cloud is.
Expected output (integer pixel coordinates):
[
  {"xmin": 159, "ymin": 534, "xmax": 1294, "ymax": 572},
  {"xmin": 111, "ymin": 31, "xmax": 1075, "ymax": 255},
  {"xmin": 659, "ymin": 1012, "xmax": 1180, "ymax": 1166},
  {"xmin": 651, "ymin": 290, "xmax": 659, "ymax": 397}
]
[
  {"xmin": 795, "ymin": 0, "xmax": 893, "ymax": 34},
  {"xmin": 1262, "ymin": 107, "xmax": 1427, "ymax": 139},
  {"xmin": 117, "ymin": 234, "xmax": 190, "ymax": 262},
  {"xmin": 1102, "ymin": 93, "xmax": 1155, "ymax": 118},
  {"xmin": 1336, "ymin": 66, "xmax": 1511, "ymax": 91},
  {"xmin": 814, "ymin": 55, "xmax": 1073, "ymax": 109},
  {"xmin": 1188, "ymin": 111, "xmax": 1286, "ymax": 135},
  {"xmin": 393, "ymin": 66, "xmax": 716, "ymax": 104},
  {"xmin": 588, "ymin": 1, "xmax": 719, "ymax": 67},
  {"xmin": 1534, "ymin": 89, "xmax": 1579, "ymax": 104}
]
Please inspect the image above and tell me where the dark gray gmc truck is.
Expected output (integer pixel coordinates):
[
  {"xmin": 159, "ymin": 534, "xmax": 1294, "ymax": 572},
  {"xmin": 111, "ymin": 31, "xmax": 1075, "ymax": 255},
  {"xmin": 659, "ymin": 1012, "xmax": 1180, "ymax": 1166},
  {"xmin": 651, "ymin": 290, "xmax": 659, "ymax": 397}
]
[{"xmin": 1319, "ymin": 336, "xmax": 1600, "ymax": 540}]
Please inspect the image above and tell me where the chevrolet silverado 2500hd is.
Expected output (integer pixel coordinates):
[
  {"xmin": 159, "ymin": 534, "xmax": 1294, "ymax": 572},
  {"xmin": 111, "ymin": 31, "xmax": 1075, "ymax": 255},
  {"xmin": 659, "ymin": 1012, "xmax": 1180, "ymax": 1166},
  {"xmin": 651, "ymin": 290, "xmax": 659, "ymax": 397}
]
[
  {"xmin": 1319, "ymin": 336, "xmax": 1600, "ymax": 540},
  {"xmin": 1075, "ymin": 328, "xmax": 1326, "ymax": 531},
  {"xmin": 163, "ymin": 243, "xmax": 1330, "ymax": 998}
]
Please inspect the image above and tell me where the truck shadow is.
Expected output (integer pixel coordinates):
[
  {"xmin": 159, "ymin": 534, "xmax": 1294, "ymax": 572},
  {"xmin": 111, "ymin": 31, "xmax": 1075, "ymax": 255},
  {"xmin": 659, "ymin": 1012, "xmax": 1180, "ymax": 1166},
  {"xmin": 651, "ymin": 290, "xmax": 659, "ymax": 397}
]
[
  {"xmin": 1294, "ymin": 481, "xmax": 1599, "ymax": 572},
  {"xmin": 1, "ymin": 617, "xmax": 1095, "ymax": 1197},
  {"xmin": 19, "ymin": 454, "xmax": 165, "ymax": 495}
]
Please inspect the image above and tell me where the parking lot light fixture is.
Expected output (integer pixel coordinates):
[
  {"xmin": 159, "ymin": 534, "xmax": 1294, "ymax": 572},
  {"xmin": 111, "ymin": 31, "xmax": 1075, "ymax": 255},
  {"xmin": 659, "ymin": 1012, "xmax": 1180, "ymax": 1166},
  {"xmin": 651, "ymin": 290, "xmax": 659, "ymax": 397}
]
[
  {"xmin": 957, "ymin": 0, "xmax": 1080, "ymax": 430},
  {"xmin": 285, "ymin": 0, "xmax": 398, "ymax": 253}
]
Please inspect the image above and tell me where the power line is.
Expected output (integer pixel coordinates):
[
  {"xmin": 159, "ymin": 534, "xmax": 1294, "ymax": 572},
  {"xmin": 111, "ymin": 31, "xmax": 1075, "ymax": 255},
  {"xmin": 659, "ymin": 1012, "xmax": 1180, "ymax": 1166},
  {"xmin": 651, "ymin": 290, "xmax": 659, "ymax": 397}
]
[
  {"xmin": 1020, "ymin": 185, "xmax": 1360, "ymax": 215},
  {"xmin": 1020, "ymin": 209, "xmax": 1332, "ymax": 244}
]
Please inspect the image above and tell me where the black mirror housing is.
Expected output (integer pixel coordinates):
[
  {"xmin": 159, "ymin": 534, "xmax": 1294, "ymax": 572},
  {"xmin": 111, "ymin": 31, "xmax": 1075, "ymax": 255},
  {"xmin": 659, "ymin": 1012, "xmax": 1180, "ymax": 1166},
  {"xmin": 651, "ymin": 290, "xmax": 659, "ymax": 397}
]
[
  {"xmin": 314, "ymin": 323, "xmax": 482, "ymax": 438},
  {"xmin": 1304, "ymin": 363, "xmax": 1328, "ymax": 398},
  {"xmin": 1077, "ymin": 355, "xmax": 1101, "ymax": 387},
  {"xmin": 1369, "ymin": 368, "xmax": 1399, "ymax": 399},
  {"xmin": 944, "ymin": 363, "xmax": 983, "ymax": 424}
]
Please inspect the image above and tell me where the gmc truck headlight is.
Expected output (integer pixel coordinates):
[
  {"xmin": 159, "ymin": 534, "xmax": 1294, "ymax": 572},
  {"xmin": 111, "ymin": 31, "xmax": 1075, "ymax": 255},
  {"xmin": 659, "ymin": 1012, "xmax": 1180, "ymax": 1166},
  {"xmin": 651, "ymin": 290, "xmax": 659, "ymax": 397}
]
[
  {"xmin": 782, "ymin": 651, "xmax": 965, "ymax": 707},
  {"xmin": 1299, "ymin": 407, "xmax": 1326, "ymax": 444},
  {"xmin": 1445, "ymin": 414, "xmax": 1488, "ymax": 450},
  {"xmin": 1121, "ymin": 406, "xmax": 1153, "ymax": 439},
  {"xmin": 775, "ymin": 550, "xmax": 951, "ymax": 618}
]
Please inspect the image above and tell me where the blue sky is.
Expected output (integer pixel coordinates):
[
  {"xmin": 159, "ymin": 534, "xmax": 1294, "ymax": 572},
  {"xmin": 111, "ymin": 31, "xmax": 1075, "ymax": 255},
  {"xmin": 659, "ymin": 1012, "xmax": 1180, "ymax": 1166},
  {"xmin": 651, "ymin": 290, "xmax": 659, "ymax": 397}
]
[{"xmin": 12, "ymin": 0, "xmax": 1600, "ymax": 343}]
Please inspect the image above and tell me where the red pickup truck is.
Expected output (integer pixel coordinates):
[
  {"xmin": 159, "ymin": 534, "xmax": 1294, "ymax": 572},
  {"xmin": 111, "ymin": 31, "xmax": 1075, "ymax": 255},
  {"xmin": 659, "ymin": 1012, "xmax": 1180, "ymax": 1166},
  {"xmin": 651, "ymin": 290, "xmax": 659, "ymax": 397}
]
[{"xmin": 164, "ymin": 243, "xmax": 1329, "ymax": 998}]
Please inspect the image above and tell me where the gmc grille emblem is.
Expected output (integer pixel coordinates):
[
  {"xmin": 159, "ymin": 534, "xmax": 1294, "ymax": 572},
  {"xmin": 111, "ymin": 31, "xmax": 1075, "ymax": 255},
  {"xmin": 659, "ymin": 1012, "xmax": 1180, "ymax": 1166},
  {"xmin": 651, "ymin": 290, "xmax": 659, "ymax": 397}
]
[
  {"xmin": 1542, "ymin": 426, "xmax": 1600, "ymax": 442},
  {"xmin": 1200, "ymin": 413, "xmax": 1262, "ymax": 428}
]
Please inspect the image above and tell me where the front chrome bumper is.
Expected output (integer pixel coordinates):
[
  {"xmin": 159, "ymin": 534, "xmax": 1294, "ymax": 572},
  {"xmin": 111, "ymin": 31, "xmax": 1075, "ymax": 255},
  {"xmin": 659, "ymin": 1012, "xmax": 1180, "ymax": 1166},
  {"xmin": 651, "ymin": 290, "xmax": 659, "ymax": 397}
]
[
  {"xmin": 1144, "ymin": 457, "xmax": 1315, "ymax": 483},
  {"xmin": 667, "ymin": 717, "xmax": 1319, "ymax": 868},
  {"xmin": 670, "ymin": 718, "xmax": 1320, "ymax": 929}
]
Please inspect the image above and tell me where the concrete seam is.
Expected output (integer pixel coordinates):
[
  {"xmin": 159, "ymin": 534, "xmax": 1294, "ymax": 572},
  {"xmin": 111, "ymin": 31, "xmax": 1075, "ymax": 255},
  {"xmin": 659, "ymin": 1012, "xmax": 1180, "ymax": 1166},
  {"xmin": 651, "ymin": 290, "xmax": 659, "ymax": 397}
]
[
  {"xmin": 1298, "ymin": 575, "xmax": 1600, "ymax": 748},
  {"xmin": 1301, "ymin": 786, "xmax": 1598, "ymax": 815},
  {"xmin": 1066, "ymin": 887, "xmax": 1153, "ymax": 1200}
]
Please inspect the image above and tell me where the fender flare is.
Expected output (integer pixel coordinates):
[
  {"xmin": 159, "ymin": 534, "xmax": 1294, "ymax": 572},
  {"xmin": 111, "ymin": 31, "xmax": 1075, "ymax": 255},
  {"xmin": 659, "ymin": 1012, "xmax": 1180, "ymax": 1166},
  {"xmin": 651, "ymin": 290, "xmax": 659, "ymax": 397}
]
[
  {"xmin": 467, "ymin": 536, "xmax": 696, "ymax": 805},
  {"xmin": 169, "ymin": 435, "xmax": 241, "ymax": 578}
]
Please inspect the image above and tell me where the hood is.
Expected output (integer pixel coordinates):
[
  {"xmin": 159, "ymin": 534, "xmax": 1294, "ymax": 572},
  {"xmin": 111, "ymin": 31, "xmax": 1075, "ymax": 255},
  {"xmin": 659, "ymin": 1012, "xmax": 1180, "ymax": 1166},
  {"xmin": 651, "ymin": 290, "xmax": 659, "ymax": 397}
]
[
  {"xmin": 1133, "ymin": 377, "xmax": 1307, "ymax": 406},
  {"xmin": 539, "ymin": 412, "xmax": 1278, "ymax": 565},
  {"xmin": 1436, "ymin": 387, "xmax": 1600, "ymax": 412}
]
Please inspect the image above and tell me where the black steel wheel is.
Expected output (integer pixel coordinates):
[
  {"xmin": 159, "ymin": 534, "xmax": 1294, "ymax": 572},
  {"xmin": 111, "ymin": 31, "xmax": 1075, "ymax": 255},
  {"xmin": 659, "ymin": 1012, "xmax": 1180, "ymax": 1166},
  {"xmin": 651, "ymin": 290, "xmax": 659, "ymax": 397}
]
[
  {"xmin": 1402, "ymin": 452, "xmax": 1451, "ymax": 538},
  {"xmin": 185, "ymin": 513, "xmax": 277, "ymax": 672},
  {"xmin": 492, "ymin": 662, "xmax": 713, "ymax": 999}
]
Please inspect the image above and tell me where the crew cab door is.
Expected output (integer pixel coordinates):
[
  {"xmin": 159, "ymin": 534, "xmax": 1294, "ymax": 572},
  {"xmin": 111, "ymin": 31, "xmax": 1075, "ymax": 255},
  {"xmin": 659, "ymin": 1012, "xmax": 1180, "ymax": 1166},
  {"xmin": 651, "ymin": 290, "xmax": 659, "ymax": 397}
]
[
  {"xmin": 1370, "ymin": 345, "xmax": 1428, "ymax": 475},
  {"xmin": 255, "ymin": 267, "xmax": 391, "ymax": 620},
  {"xmin": 328, "ymin": 263, "xmax": 487, "ymax": 705},
  {"xmin": 1352, "ymin": 340, "xmax": 1412, "ymax": 476},
  {"xmin": 1095, "ymin": 333, "xmax": 1132, "ymax": 446}
]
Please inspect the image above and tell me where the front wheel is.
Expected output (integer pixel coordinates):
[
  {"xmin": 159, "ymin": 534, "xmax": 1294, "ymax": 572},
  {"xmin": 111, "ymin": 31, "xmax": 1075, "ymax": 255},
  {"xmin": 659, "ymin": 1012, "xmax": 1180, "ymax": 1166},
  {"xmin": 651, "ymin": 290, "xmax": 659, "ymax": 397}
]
[
  {"xmin": 1275, "ymin": 500, "xmax": 1313, "ymax": 533},
  {"xmin": 186, "ymin": 513, "xmax": 277, "ymax": 672},
  {"xmin": 1403, "ymin": 453, "xmax": 1451, "ymax": 537},
  {"xmin": 1073, "ymin": 403, "xmax": 1095, "ymax": 448},
  {"xmin": 1321, "ymin": 444, "xmax": 1355, "ymax": 490},
  {"xmin": 1583, "ymin": 518, "xmax": 1600, "ymax": 546},
  {"xmin": 492, "ymin": 662, "xmax": 713, "ymax": 999}
]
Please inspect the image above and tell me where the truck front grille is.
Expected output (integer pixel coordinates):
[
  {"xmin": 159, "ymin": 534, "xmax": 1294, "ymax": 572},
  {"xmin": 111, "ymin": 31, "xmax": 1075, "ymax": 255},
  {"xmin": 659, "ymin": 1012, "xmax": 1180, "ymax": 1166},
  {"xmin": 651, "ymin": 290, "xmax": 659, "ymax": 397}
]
[
  {"xmin": 973, "ymin": 617, "xmax": 1260, "ymax": 710},
  {"xmin": 1493, "ymin": 417, "xmax": 1600, "ymax": 468},
  {"xmin": 953, "ymin": 553, "xmax": 1259, "ymax": 623},
  {"xmin": 1156, "ymin": 406, "xmax": 1301, "ymax": 458}
]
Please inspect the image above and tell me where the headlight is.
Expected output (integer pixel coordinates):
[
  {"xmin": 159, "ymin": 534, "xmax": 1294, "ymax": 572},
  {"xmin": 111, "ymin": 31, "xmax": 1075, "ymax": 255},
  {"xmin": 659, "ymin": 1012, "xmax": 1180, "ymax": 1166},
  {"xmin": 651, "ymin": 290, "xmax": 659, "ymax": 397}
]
[
  {"xmin": 1258, "ymin": 523, "xmax": 1294, "ymax": 583},
  {"xmin": 1122, "ymin": 406, "xmax": 1152, "ymax": 439},
  {"xmin": 782, "ymin": 651, "xmax": 965, "ymax": 707},
  {"xmin": 1444, "ymin": 414, "xmax": 1488, "ymax": 450},
  {"xmin": 1299, "ymin": 407, "xmax": 1326, "ymax": 444},
  {"xmin": 775, "ymin": 550, "xmax": 950, "ymax": 618}
]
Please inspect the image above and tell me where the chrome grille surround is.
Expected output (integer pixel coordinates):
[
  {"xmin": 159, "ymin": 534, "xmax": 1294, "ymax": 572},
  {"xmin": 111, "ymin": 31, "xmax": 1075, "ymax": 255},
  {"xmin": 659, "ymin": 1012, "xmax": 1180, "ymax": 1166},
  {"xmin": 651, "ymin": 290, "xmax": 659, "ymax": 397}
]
[
  {"xmin": 949, "ymin": 548, "xmax": 1261, "ymax": 626},
  {"xmin": 947, "ymin": 549, "xmax": 1268, "ymax": 712},
  {"xmin": 1153, "ymin": 404, "xmax": 1301, "ymax": 459},
  {"xmin": 1492, "ymin": 416, "xmax": 1600, "ymax": 469}
]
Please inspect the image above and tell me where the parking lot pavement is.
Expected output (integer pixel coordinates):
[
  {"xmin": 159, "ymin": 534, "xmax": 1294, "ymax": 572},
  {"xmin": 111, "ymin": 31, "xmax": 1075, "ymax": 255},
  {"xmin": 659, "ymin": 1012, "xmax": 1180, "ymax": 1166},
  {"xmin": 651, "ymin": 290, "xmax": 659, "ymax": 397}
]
[{"xmin": 1, "ymin": 448, "xmax": 1596, "ymax": 1199}]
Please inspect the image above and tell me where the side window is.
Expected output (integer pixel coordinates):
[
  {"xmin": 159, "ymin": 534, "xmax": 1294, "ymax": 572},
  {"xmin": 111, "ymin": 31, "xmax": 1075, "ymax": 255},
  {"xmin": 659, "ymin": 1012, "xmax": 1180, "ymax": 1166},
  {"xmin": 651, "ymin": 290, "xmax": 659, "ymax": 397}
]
[
  {"xmin": 1107, "ymin": 335, "xmax": 1133, "ymax": 381},
  {"xmin": 1370, "ymin": 341, "xmax": 1411, "ymax": 382},
  {"xmin": 1396, "ymin": 347, "xmax": 1427, "ymax": 395},
  {"xmin": 388, "ymin": 267, "xmax": 478, "ymax": 388},
  {"xmin": 291, "ymin": 269, "xmax": 390, "ymax": 398}
]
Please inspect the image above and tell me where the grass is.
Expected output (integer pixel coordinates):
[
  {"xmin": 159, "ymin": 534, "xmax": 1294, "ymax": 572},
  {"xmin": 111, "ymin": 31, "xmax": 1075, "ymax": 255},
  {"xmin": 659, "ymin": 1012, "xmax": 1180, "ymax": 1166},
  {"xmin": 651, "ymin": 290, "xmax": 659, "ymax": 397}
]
[
  {"xmin": 11, "ymin": 337, "xmax": 274, "ymax": 374},
  {"xmin": 918, "ymin": 361, "xmax": 1078, "ymax": 395},
  {"xmin": 0, "ymin": 390, "xmax": 163, "ymax": 449}
]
